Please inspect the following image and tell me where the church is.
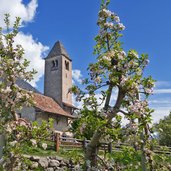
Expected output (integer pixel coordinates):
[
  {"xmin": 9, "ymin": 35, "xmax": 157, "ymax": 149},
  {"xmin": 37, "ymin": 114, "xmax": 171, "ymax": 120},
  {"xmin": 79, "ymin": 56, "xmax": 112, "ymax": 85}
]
[{"xmin": 18, "ymin": 41, "xmax": 76, "ymax": 133}]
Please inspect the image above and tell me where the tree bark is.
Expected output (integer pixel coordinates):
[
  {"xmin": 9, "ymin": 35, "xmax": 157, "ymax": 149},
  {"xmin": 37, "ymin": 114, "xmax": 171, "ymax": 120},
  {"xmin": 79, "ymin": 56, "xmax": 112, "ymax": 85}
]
[{"xmin": 85, "ymin": 87, "xmax": 125, "ymax": 169}]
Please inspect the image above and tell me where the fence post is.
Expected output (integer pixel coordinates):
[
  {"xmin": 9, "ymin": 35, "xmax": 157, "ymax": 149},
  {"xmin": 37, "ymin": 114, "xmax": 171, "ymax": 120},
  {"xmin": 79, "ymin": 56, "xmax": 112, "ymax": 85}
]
[
  {"xmin": 108, "ymin": 142, "xmax": 112, "ymax": 153},
  {"xmin": 55, "ymin": 133, "xmax": 60, "ymax": 152},
  {"xmin": 82, "ymin": 138, "xmax": 86, "ymax": 151}
]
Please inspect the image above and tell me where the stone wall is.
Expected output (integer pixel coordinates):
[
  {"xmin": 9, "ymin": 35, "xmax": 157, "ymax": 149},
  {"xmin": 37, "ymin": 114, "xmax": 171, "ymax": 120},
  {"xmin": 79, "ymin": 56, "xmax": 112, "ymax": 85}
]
[{"xmin": 28, "ymin": 156, "xmax": 79, "ymax": 171}]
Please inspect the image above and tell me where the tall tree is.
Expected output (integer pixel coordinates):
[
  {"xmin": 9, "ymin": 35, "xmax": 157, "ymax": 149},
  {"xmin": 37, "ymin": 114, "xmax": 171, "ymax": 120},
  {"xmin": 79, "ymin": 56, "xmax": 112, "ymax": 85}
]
[
  {"xmin": 155, "ymin": 112, "xmax": 171, "ymax": 147},
  {"xmin": 71, "ymin": 0, "xmax": 170, "ymax": 170},
  {"xmin": 0, "ymin": 15, "xmax": 52, "ymax": 171}
]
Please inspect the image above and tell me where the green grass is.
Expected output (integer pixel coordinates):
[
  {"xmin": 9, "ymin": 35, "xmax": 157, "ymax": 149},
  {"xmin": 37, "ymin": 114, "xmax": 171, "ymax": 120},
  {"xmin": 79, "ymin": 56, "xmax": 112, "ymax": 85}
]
[{"xmin": 22, "ymin": 146, "xmax": 58, "ymax": 156}]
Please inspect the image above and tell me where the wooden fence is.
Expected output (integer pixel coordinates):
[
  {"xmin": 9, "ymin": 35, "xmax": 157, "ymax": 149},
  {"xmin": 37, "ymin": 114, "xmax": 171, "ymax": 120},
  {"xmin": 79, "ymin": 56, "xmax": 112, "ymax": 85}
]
[{"xmin": 49, "ymin": 133, "xmax": 171, "ymax": 155}]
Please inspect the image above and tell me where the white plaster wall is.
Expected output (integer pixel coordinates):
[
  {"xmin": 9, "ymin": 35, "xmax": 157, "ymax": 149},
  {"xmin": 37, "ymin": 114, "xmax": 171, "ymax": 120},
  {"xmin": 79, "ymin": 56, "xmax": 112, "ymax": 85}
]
[
  {"xmin": 36, "ymin": 112, "xmax": 68, "ymax": 132},
  {"xmin": 20, "ymin": 107, "xmax": 36, "ymax": 121}
]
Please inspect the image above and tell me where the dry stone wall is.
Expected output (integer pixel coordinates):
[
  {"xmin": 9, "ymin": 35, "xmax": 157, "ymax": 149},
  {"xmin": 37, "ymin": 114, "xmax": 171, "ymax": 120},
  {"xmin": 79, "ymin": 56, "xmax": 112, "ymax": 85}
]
[{"xmin": 28, "ymin": 156, "xmax": 80, "ymax": 171}]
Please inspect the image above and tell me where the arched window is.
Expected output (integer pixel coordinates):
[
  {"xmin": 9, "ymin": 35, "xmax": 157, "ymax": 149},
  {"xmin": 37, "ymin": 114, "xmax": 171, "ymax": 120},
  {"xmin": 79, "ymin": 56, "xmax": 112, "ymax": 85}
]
[
  {"xmin": 65, "ymin": 60, "xmax": 69, "ymax": 71},
  {"xmin": 52, "ymin": 60, "xmax": 56, "ymax": 68},
  {"xmin": 52, "ymin": 60, "xmax": 58, "ymax": 70},
  {"xmin": 55, "ymin": 60, "xmax": 58, "ymax": 67}
]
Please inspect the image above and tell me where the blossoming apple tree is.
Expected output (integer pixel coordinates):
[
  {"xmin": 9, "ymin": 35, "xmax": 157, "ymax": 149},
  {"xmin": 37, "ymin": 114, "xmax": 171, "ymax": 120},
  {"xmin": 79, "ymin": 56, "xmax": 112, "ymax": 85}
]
[
  {"xmin": 72, "ymin": 0, "xmax": 171, "ymax": 170},
  {"xmin": 0, "ymin": 15, "xmax": 53, "ymax": 171}
]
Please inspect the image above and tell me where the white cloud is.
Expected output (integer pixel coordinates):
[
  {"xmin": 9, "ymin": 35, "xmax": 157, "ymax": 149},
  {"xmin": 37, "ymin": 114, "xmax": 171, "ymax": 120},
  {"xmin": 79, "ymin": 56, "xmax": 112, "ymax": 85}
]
[
  {"xmin": 152, "ymin": 107, "xmax": 170, "ymax": 123},
  {"xmin": 0, "ymin": 0, "xmax": 38, "ymax": 28},
  {"xmin": 14, "ymin": 32, "xmax": 49, "ymax": 87},
  {"xmin": 73, "ymin": 88, "xmax": 118, "ymax": 110},
  {"xmin": 0, "ymin": 0, "xmax": 49, "ymax": 87},
  {"xmin": 155, "ymin": 81, "xmax": 171, "ymax": 88},
  {"xmin": 72, "ymin": 69, "xmax": 82, "ymax": 84},
  {"xmin": 149, "ymin": 97, "xmax": 171, "ymax": 123},
  {"xmin": 153, "ymin": 89, "xmax": 171, "ymax": 94}
]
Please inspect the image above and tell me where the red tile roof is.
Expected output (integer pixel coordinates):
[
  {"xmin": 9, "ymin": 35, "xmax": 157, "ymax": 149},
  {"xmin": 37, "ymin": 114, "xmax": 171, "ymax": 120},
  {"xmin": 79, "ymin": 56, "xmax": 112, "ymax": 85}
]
[{"xmin": 33, "ymin": 93, "xmax": 75, "ymax": 118}]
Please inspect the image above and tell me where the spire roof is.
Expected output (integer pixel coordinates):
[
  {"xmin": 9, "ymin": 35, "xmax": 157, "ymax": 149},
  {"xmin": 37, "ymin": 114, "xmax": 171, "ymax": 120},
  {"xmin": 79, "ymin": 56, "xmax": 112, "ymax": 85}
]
[{"xmin": 45, "ymin": 41, "xmax": 71, "ymax": 60}]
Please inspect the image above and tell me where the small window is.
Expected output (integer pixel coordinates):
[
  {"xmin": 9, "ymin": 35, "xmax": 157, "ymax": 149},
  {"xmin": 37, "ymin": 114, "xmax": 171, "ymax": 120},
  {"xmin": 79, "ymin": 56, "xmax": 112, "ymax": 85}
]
[
  {"xmin": 52, "ymin": 60, "xmax": 56, "ymax": 67},
  {"xmin": 52, "ymin": 60, "xmax": 58, "ymax": 70},
  {"xmin": 65, "ymin": 60, "xmax": 69, "ymax": 71},
  {"xmin": 55, "ymin": 60, "xmax": 58, "ymax": 67}
]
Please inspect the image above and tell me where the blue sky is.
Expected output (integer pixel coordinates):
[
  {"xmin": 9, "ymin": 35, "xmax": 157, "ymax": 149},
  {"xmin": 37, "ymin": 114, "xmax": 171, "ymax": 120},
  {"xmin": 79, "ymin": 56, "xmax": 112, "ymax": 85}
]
[{"xmin": 1, "ymin": 0, "xmax": 171, "ymax": 123}]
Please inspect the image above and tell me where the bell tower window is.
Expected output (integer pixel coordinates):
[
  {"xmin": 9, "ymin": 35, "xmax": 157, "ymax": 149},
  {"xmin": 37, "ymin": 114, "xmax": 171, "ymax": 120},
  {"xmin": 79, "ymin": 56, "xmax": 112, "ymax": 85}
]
[
  {"xmin": 52, "ymin": 60, "xmax": 58, "ymax": 70},
  {"xmin": 65, "ymin": 60, "xmax": 69, "ymax": 71}
]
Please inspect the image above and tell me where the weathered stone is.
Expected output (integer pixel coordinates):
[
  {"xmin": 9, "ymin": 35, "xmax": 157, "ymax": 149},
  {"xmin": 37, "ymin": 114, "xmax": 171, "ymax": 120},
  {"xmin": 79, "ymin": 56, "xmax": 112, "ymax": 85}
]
[
  {"xmin": 55, "ymin": 167, "xmax": 66, "ymax": 171},
  {"xmin": 54, "ymin": 156, "xmax": 63, "ymax": 161},
  {"xmin": 30, "ymin": 156, "xmax": 40, "ymax": 162},
  {"xmin": 39, "ymin": 158, "xmax": 49, "ymax": 168},
  {"xmin": 46, "ymin": 167, "xmax": 54, "ymax": 171},
  {"xmin": 49, "ymin": 159, "xmax": 60, "ymax": 167},
  {"xmin": 30, "ymin": 162, "xmax": 39, "ymax": 169},
  {"xmin": 75, "ymin": 164, "xmax": 82, "ymax": 170},
  {"xmin": 62, "ymin": 159, "xmax": 69, "ymax": 165},
  {"xmin": 60, "ymin": 160, "xmax": 67, "ymax": 167}
]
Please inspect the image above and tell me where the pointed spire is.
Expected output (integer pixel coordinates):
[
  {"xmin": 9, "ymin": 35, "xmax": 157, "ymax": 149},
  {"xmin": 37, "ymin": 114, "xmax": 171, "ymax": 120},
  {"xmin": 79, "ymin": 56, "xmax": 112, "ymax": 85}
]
[{"xmin": 45, "ymin": 41, "xmax": 71, "ymax": 60}]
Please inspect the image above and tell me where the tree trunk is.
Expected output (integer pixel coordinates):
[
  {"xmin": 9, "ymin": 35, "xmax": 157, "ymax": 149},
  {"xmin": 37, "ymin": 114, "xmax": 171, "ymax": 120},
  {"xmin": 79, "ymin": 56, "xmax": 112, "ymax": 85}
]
[
  {"xmin": 85, "ymin": 87, "xmax": 125, "ymax": 169},
  {"xmin": 0, "ymin": 134, "xmax": 5, "ymax": 158}
]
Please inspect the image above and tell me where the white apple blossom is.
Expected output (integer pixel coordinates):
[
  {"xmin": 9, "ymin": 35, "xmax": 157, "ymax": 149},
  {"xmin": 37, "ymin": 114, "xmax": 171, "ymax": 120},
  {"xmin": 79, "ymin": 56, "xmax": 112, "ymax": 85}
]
[
  {"xmin": 3, "ymin": 86, "xmax": 12, "ymax": 94},
  {"xmin": 16, "ymin": 92, "xmax": 22, "ymax": 99},
  {"xmin": 30, "ymin": 139, "xmax": 37, "ymax": 147},
  {"xmin": 129, "ymin": 100, "xmax": 148, "ymax": 116},
  {"xmin": 9, "ymin": 141, "xmax": 17, "ymax": 147},
  {"xmin": 101, "ymin": 9, "xmax": 114, "ymax": 17},
  {"xmin": 144, "ymin": 88, "xmax": 153, "ymax": 94},
  {"xmin": 6, "ymin": 124, "xmax": 12, "ymax": 133},
  {"xmin": 120, "ymin": 75, "xmax": 128, "ymax": 86},
  {"xmin": 100, "ymin": 55, "xmax": 111, "ymax": 61},
  {"xmin": 104, "ymin": 22, "xmax": 114, "ymax": 29},
  {"xmin": 128, "ymin": 60, "xmax": 138, "ymax": 68},
  {"xmin": 143, "ymin": 59, "xmax": 150, "ymax": 66},
  {"xmin": 117, "ymin": 23, "xmax": 125, "ymax": 30},
  {"xmin": 117, "ymin": 50, "xmax": 126, "ymax": 60},
  {"xmin": 42, "ymin": 143, "xmax": 47, "ymax": 150},
  {"xmin": 94, "ymin": 76, "xmax": 102, "ymax": 84},
  {"xmin": 114, "ymin": 15, "xmax": 120, "ymax": 22}
]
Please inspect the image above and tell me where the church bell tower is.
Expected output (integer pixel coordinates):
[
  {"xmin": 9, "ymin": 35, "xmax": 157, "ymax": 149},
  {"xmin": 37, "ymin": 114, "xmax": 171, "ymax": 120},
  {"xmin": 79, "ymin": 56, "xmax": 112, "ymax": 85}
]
[{"xmin": 44, "ymin": 41, "xmax": 72, "ymax": 107}]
